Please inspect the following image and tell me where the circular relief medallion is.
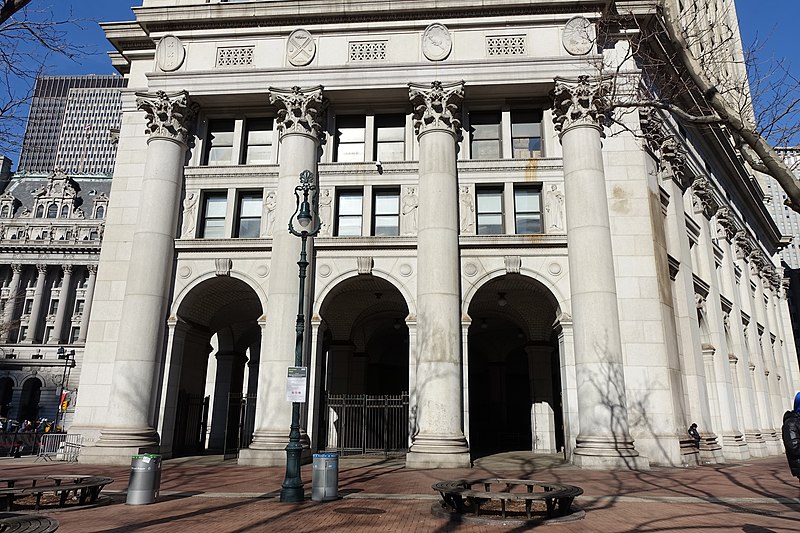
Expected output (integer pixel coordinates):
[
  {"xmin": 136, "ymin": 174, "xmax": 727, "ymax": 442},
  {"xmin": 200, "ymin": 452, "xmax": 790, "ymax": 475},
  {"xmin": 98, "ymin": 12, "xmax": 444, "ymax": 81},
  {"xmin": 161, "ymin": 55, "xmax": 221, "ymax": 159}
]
[
  {"xmin": 463, "ymin": 262, "xmax": 479, "ymax": 277},
  {"xmin": 155, "ymin": 35, "xmax": 186, "ymax": 72},
  {"xmin": 318, "ymin": 264, "xmax": 332, "ymax": 278},
  {"xmin": 287, "ymin": 29, "xmax": 316, "ymax": 66},
  {"xmin": 178, "ymin": 265, "xmax": 192, "ymax": 279},
  {"xmin": 399, "ymin": 263, "xmax": 413, "ymax": 277},
  {"xmin": 422, "ymin": 23, "xmax": 452, "ymax": 61},
  {"xmin": 255, "ymin": 265, "xmax": 270, "ymax": 278},
  {"xmin": 562, "ymin": 16, "xmax": 595, "ymax": 56},
  {"xmin": 548, "ymin": 262, "xmax": 562, "ymax": 275}
]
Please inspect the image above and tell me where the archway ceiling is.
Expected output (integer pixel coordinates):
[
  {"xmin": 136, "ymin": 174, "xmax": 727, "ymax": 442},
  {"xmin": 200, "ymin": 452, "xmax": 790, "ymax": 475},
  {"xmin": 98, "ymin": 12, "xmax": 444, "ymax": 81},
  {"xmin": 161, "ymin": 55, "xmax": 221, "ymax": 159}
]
[
  {"xmin": 469, "ymin": 276, "xmax": 557, "ymax": 341},
  {"xmin": 178, "ymin": 277, "xmax": 262, "ymax": 332},
  {"xmin": 319, "ymin": 276, "xmax": 408, "ymax": 341}
]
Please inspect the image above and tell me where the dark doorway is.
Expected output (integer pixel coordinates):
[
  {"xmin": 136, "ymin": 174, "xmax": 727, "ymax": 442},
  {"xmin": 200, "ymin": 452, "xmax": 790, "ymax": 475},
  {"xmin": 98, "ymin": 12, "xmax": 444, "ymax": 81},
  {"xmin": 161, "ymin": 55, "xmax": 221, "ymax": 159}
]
[{"xmin": 19, "ymin": 377, "xmax": 42, "ymax": 423}]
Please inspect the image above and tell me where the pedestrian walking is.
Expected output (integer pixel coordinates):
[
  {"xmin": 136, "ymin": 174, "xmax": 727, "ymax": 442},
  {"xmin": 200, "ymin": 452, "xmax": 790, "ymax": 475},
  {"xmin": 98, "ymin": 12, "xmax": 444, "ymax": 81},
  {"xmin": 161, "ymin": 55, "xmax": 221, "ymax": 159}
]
[
  {"xmin": 688, "ymin": 423, "xmax": 701, "ymax": 449},
  {"xmin": 782, "ymin": 391, "xmax": 800, "ymax": 484}
]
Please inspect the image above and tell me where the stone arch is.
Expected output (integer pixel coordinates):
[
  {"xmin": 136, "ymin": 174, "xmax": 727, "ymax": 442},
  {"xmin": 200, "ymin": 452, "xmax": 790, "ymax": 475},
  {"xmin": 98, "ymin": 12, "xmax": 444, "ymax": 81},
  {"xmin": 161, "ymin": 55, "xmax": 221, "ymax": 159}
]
[
  {"xmin": 171, "ymin": 269, "xmax": 267, "ymax": 319},
  {"xmin": 19, "ymin": 376, "xmax": 43, "ymax": 422},
  {"xmin": 462, "ymin": 266, "xmax": 566, "ymax": 318},
  {"xmin": 313, "ymin": 267, "xmax": 416, "ymax": 318}
]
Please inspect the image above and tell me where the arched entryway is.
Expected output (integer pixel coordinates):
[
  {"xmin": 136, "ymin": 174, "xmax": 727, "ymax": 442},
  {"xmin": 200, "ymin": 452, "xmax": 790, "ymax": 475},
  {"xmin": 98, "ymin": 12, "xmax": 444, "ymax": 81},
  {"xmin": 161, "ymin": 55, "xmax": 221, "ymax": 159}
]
[
  {"xmin": 0, "ymin": 377, "xmax": 13, "ymax": 418},
  {"xmin": 467, "ymin": 275, "xmax": 564, "ymax": 460},
  {"xmin": 315, "ymin": 275, "xmax": 410, "ymax": 456},
  {"xmin": 162, "ymin": 276, "xmax": 263, "ymax": 458},
  {"xmin": 19, "ymin": 377, "xmax": 42, "ymax": 423}
]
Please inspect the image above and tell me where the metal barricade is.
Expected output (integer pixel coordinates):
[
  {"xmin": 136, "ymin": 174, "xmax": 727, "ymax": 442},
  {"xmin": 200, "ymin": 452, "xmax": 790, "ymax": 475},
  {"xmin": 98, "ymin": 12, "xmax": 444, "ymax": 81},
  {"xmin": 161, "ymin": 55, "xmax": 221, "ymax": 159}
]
[
  {"xmin": 35, "ymin": 433, "xmax": 67, "ymax": 462},
  {"xmin": 61, "ymin": 434, "xmax": 83, "ymax": 462}
]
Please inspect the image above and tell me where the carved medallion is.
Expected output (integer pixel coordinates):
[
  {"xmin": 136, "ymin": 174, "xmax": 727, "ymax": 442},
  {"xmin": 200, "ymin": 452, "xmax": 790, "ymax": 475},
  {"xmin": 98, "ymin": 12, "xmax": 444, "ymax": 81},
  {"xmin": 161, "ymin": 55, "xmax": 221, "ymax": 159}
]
[
  {"xmin": 287, "ymin": 29, "xmax": 316, "ymax": 66},
  {"xmin": 155, "ymin": 35, "xmax": 186, "ymax": 72},
  {"xmin": 422, "ymin": 24, "xmax": 452, "ymax": 61},
  {"xmin": 562, "ymin": 17, "xmax": 595, "ymax": 56}
]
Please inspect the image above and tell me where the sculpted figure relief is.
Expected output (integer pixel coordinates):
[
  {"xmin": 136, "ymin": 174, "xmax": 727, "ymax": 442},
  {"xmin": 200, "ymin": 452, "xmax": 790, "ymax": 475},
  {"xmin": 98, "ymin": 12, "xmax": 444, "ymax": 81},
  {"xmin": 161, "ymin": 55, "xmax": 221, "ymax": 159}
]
[
  {"xmin": 181, "ymin": 191, "xmax": 198, "ymax": 238},
  {"xmin": 459, "ymin": 186, "xmax": 474, "ymax": 234},
  {"xmin": 545, "ymin": 184, "xmax": 565, "ymax": 231},
  {"xmin": 402, "ymin": 187, "xmax": 419, "ymax": 235},
  {"xmin": 318, "ymin": 188, "xmax": 333, "ymax": 237},
  {"xmin": 264, "ymin": 191, "xmax": 277, "ymax": 237}
]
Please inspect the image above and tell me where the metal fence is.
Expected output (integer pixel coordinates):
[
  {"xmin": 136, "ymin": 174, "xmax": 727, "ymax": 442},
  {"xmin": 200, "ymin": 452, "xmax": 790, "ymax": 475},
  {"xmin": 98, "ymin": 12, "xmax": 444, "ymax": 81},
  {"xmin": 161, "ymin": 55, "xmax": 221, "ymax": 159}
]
[
  {"xmin": 35, "ymin": 433, "xmax": 82, "ymax": 462},
  {"xmin": 223, "ymin": 393, "xmax": 257, "ymax": 459},
  {"xmin": 173, "ymin": 393, "xmax": 209, "ymax": 456},
  {"xmin": 321, "ymin": 392, "xmax": 409, "ymax": 457}
]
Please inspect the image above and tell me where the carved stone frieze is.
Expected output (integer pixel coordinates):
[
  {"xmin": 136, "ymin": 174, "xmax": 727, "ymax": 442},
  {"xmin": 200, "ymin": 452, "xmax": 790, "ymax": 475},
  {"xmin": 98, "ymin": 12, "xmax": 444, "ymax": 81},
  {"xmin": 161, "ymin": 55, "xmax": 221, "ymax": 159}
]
[
  {"xmin": 136, "ymin": 90, "xmax": 197, "ymax": 145},
  {"xmin": 691, "ymin": 176, "xmax": 719, "ymax": 218},
  {"xmin": 715, "ymin": 207, "xmax": 737, "ymax": 240},
  {"xmin": 408, "ymin": 81, "xmax": 464, "ymax": 138},
  {"xmin": 552, "ymin": 75, "xmax": 611, "ymax": 135},
  {"xmin": 268, "ymin": 85, "xmax": 327, "ymax": 141}
]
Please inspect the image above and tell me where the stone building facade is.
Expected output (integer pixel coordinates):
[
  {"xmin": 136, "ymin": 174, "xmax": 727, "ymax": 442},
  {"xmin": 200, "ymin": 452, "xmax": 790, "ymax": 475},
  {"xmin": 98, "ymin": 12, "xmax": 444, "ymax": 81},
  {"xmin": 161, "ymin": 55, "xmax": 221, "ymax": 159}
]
[
  {"xmin": 71, "ymin": 0, "xmax": 800, "ymax": 468},
  {"xmin": 0, "ymin": 170, "xmax": 108, "ymax": 428}
]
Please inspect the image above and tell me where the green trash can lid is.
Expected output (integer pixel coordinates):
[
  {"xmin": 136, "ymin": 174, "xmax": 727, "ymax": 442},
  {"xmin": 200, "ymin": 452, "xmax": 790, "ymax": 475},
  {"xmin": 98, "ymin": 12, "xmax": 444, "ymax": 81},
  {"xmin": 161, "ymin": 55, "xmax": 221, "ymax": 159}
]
[
  {"xmin": 144, "ymin": 454, "xmax": 162, "ymax": 458},
  {"xmin": 131, "ymin": 455, "xmax": 145, "ymax": 459}
]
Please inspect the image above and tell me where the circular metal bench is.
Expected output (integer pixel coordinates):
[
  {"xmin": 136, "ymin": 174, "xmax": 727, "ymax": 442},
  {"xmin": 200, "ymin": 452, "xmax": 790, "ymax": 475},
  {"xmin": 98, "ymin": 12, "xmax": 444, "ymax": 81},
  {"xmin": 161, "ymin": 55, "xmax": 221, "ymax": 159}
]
[{"xmin": 432, "ymin": 478, "xmax": 583, "ymax": 519}]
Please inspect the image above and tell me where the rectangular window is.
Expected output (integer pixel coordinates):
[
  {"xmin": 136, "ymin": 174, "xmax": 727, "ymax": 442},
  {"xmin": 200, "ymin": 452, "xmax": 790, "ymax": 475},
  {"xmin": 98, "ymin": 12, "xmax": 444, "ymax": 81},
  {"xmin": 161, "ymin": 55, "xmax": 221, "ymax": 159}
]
[
  {"xmin": 375, "ymin": 115, "xmax": 405, "ymax": 162},
  {"xmin": 69, "ymin": 326, "xmax": 80, "ymax": 343},
  {"xmin": 74, "ymin": 299, "xmax": 85, "ymax": 315},
  {"xmin": 201, "ymin": 193, "xmax": 228, "ymax": 238},
  {"xmin": 236, "ymin": 192, "xmax": 262, "ymax": 238},
  {"xmin": 373, "ymin": 189, "xmax": 400, "ymax": 236},
  {"xmin": 48, "ymin": 300, "xmax": 59, "ymax": 316},
  {"xmin": 476, "ymin": 187, "xmax": 504, "ymax": 235},
  {"xmin": 17, "ymin": 327, "xmax": 26, "ymax": 343},
  {"xmin": 470, "ymin": 111, "xmax": 502, "ymax": 159},
  {"xmin": 336, "ymin": 190, "xmax": 363, "ymax": 236},
  {"xmin": 23, "ymin": 299, "xmax": 33, "ymax": 315},
  {"xmin": 204, "ymin": 119, "xmax": 235, "ymax": 165},
  {"xmin": 243, "ymin": 118, "xmax": 273, "ymax": 164},
  {"xmin": 335, "ymin": 116, "xmax": 366, "ymax": 162},
  {"xmin": 44, "ymin": 326, "xmax": 54, "ymax": 343},
  {"xmin": 514, "ymin": 186, "xmax": 542, "ymax": 234},
  {"xmin": 511, "ymin": 110, "xmax": 542, "ymax": 159}
]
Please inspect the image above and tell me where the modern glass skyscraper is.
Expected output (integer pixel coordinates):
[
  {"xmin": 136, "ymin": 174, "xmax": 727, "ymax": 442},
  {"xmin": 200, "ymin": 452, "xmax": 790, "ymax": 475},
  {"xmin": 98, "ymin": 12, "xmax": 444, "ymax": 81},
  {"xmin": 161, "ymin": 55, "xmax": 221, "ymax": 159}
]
[{"xmin": 18, "ymin": 75, "xmax": 127, "ymax": 175}]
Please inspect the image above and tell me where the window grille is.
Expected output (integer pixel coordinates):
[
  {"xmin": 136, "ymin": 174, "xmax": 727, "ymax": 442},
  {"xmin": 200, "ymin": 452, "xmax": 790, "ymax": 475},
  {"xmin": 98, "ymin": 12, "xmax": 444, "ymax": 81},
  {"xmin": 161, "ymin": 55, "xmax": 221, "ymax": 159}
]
[
  {"xmin": 486, "ymin": 35, "xmax": 526, "ymax": 56},
  {"xmin": 216, "ymin": 47, "xmax": 255, "ymax": 67},
  {"xmin": 349, "ymin": 41, "xmax": 387, "ymax": 62}
]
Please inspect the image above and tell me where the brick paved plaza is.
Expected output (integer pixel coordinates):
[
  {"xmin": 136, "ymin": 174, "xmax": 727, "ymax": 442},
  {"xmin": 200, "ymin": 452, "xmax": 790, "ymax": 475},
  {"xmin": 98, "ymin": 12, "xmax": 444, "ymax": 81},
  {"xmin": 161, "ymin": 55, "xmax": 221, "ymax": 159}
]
[{"xmin": 1, "ymin": 453, "xmax": 799, "ymax": 532}]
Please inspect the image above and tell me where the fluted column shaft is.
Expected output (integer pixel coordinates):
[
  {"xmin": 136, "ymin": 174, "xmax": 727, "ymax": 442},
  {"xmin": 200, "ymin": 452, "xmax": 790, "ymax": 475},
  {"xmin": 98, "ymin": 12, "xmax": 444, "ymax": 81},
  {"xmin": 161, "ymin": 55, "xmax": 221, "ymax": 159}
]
[
  {"xmin": 405, "ymin": 81, "xmax": 470, "ymax": 468},
  {"xmin": 77, "ymin": 265, "xmax": 97, "ymax": 343},
  {"xmin": 97, "ymin": 91, "xmax": 196, "ymax": 449},
  {"xmin": 1, "ymin": 264, "xmax": 22, "ymax": 343},
  {"xmin": 552, "ymin": 76, "xmax": 643, "ymax": 468},
  {"xmin": 51, "ymin": 265, "xmax": 73, "ymax": 344},
  {"xmin": 23, "ymin": 265, "xmax": 47, "ymax": 343}
]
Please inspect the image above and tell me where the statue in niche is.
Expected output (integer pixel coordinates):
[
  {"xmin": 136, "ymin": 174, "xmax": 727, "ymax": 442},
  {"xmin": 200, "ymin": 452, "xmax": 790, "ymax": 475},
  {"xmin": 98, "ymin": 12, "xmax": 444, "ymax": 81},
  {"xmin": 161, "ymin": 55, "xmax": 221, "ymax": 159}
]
[
  {"xmin": 402, "ymin": 187, "xmax": 418, "ymax": 234},
  {"xmin": 459, "ymin": 186, "xmax": 474, "ymax": 234},
  {"xmin": 318, "ymin": 188, "xmax": 332, "ymax": 236},
  {"xmin": 545, "ymin": 184, "xmax": 564, "ymax": 231},
  {"xmin": 264, "ymin": 191, "xmax": 277, "ymax": 237},
  {"xmin": 180, "ymin": 192, "xmax": 198, "ymax": 238}
]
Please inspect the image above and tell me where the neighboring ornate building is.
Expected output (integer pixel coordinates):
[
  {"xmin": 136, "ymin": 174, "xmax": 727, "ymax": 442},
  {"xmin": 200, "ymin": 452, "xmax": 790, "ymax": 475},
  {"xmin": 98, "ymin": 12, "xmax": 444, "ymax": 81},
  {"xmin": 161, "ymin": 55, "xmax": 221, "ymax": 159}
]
[
  {"xmin": 70, "ymin": 0, "xmax": 800, "ymax": 470},
  {"xmin": 0, "ymin": 170, "xmax": 108, "ymax": 428}
]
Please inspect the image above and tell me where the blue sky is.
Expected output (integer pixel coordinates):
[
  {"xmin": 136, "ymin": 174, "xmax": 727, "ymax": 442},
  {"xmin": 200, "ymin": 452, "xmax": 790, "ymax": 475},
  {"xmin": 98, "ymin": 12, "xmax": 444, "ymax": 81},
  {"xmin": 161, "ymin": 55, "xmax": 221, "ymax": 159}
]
[{"xmin": 2, "ymin": 0, "xmax": 798, "ymax": 169}]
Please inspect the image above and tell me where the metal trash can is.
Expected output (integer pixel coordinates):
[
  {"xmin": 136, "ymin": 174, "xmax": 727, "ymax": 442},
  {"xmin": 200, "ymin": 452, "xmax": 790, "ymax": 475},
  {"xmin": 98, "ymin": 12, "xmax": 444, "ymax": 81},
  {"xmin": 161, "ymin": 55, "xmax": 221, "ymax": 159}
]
[
  {"xmin": 311, "ymin": 452, "xmax": 338, "ymax": 501},
  {"xmin": 126, "ymin": 454, "xmax": 162, "ymax": 505}
]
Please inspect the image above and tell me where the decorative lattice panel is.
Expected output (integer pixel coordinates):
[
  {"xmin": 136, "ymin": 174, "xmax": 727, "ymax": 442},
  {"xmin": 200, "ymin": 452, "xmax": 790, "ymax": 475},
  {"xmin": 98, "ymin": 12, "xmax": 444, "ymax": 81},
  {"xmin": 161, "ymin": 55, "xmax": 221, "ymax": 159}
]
[
  {"xmin": 216, "ymin": 47, "xmax": 255, "ymax": 67},
  {"xmin": 349, "ymin": 41, "xmax": 387, "ymax": 62},
  {"xmin": 486, "ymin": 36, "xmax": 526, "ymax": 56}
]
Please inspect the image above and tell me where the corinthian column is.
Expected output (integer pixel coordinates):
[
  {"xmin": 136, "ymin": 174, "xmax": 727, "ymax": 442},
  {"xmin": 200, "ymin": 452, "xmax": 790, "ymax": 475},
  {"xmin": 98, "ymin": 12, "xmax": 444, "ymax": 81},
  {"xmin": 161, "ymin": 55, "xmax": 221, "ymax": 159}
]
[
  {"xmin": 77, "ymin": 265, "xmax": 97, "ymax": 343},
  {"xmin": 405, "ymin": 81, "xmax": 470, "ymax": 468},
  {"xmin": 239, "ymin": 86, "xmax": 325, "ymax": 466},
  {"xmin": 51, "ymin": 264, "xmax": 73, "ymax": 344},
  {"xmin": 94, "ymin": 91, "xmax": 197, "ymax": 455},
  {"xmin": 1, "ymin": 264, "xmax": 22, "ymax": 343},
  {"xmin": 552, "ymin": 76, "xmax": 646, "ymax": 469},
  {"xmin": 23, "ymin": 264, "xmax": 47, "ymax": 343}
]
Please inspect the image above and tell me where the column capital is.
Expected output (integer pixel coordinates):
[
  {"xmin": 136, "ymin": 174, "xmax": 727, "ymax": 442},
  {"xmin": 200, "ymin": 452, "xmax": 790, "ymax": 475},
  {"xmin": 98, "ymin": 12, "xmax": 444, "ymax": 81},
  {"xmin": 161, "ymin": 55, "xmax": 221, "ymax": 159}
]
[
  {"xmin": 640, "ymin": 111, "xmax": 693, "ymax": 190},
  {"xmin": 408, "ymin": 80, "xmax": 464, "ymax": 138},
  {"xmin": 552, "ymin": 75, "xmax": 610, "ymax": 136},
  {"xmin": 268, "ymin": 85, "xmax": 327, "ymax": 142},
  {"xmin": 87, "ymin": 264, "xmax": 98, "ymax": 275},
  {"xmin": 715, "ymin": 207, "xmax": 737, "ymax": 241},
  {"xmin": 61, "ymin": 264, "xmax": 73, "ymax": 274},
  {"xmin": 11, "ymin": 263, "xmax": 22, "ymax": 274},
  {"xmin": 135, "ymin": 90, "xmax": 198, "ymax": 145},
  {"xmin": 36, "ymin": 264, "xmax": 47, "ymax": 275},
  {"xmin": 691, "ymin": 176, "xmax": 720, "ymax": 218},
  {"xmin": 734, "ymin": 230, "xmax": 753, "ymax": 260}
]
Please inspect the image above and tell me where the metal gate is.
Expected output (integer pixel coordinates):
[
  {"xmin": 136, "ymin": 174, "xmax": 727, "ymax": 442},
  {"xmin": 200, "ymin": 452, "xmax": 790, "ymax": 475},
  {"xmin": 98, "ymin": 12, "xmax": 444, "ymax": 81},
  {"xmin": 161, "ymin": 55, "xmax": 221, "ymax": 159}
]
[
  {"xmin": 223, "ymin": 393, "xmax": 257, "ymax": 459},
  {"xmin": 321, "ymin": 392, "xmax": 409, "ymax": 456},
  {"xmin": 173, "ymin": 393, "xmax": 209, "ymax": 456}
]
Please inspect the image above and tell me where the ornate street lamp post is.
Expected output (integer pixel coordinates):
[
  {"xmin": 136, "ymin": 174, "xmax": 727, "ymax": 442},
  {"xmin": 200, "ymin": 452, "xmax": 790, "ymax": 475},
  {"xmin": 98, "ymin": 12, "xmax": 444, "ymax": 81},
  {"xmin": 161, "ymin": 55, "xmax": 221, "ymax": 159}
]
[
  {"xmin": 280, "ymin": 169, "xmax": 321, "ymax": 503},
  {"xmin": 55, "ymin": 347, "xmax": 76, "ymax": 431}
]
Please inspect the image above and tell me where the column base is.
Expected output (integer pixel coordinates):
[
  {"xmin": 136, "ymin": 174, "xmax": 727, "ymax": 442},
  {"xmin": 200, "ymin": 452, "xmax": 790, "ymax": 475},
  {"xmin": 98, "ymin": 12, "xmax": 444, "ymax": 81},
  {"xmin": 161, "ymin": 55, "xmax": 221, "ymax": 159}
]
[
  {"xmin": 721, "ymin": 432, "xmax": 750, "ymax": 461},
  {"xmin": 744, "ymin": 431, "xmax": 768, "ymax": 457},
  {"xmin": 78, "ymin": 443, "xmax": 160, "ymax": 465},
  {"xmin": 406, "ymin": 434, "xmax": 471, "ymax": 468},
  {"xmin": 573, "ymin": 434, "xmax": 650, "ymax": 470},
  {"xmin": 763, "ymin": 430, "xmax": 782, "ymax": 455},
  {"xmin": 698, "ymin": 433, "xmax": 725, "ymax": 464},
  {"xmin": 96, "ymin": 427, "xmax": 159, "ymax": 448}
]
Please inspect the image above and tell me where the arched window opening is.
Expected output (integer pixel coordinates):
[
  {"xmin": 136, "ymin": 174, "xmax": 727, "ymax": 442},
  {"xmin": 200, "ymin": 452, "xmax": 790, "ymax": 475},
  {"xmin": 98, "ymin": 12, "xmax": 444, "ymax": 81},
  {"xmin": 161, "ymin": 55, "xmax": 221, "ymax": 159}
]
[
  {"xmin": 35, "ymin": 205, "xmax": 44, "ymax": 218},
  {"xmin": 95, "ymin": 206, "xmax": 105, "ymax": 219},
  {"xmin": 47, "ymin": 203, "xmax": 58, "ymax": 218},
  {"xmin": 60, "ymin": 205, "xmax": 70, "ymax": 218}
]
